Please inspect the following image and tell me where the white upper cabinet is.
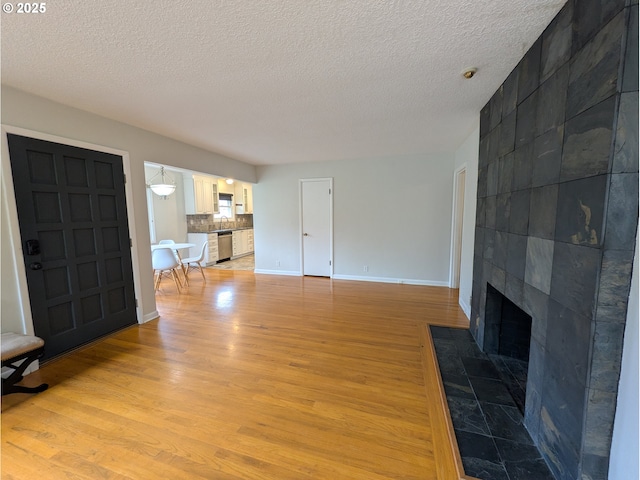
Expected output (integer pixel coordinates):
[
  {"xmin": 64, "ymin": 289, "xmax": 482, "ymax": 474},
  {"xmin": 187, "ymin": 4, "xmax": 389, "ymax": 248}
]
[
  {"xmin": 184, "ymin": 174, "xmax": 219, "ymax": 214},
  {"xmin": 234, "ymin": 183, "xmax": 253, "ymax": 214},
  {"xmin": 244, "ymin": 185, "xmax": 253, "ymax": 214}
]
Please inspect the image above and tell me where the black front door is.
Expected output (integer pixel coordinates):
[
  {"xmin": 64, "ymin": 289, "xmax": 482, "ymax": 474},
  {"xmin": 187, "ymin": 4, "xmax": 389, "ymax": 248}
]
[{"xmin": 7, "ymin": 134, "xmax": 137, "ymax": 360}]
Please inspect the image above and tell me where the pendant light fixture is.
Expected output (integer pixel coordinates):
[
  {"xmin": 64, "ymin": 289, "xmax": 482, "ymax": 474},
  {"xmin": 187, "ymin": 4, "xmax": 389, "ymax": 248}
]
[{"xmin": 147, "ymin": 166, "xmax": 176, "ymax": 198}]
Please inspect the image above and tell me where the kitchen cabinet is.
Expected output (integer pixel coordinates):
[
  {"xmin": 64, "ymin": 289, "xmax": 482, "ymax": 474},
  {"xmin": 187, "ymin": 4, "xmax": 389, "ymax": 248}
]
[
  {"xmin": 234, "ymin": 183, "xmax": 253, "ymax": 214},
  {"xmin": 187, "ymin": 232, "xmax": 219, "ymax": 265},
  {"xmin": 232, "ymin": 230, "xmax": 245, "ymax": 257},
  {"xmin": 232, "ymin": 229, "xmax": 254, "ymax": 257},
  {"xmin": 195, "ymin": 175, "xmax": 219, "ymax": 214},
  {"xmin": 208, "ymin": 234, "xmax": 219, "ymax": 264},
  {"xmin": 246, "ymin": 229, "xmax": 254, "ymax": 252},
  {"xmin": 184, "ymin": 174, "xmax": 218, "ymax": 214}
]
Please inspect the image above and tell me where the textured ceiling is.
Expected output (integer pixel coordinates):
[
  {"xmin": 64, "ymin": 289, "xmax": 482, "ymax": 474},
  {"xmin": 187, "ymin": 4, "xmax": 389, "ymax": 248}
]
[{"xmin": 1, "ymin": 0, "xmax": 566, "ymax": 165}]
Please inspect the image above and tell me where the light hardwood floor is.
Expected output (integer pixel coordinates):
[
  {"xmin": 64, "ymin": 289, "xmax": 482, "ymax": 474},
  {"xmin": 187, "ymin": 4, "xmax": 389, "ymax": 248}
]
[{"xmin": 2, "ymin": 270, "xmax": 470, "ymax": 480}]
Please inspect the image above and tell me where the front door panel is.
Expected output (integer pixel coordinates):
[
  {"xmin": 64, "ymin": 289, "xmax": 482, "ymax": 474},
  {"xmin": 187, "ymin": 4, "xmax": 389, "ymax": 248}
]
[{"xmin": 8, "ymin": 134, "xmax": 137, "ymax": 360}]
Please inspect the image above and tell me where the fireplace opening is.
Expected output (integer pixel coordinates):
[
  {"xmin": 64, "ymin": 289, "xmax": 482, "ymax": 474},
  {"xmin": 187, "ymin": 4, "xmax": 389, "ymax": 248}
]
[{"xmin": 483, "ymin": 283, "xmax": 533, "ymax": 414}]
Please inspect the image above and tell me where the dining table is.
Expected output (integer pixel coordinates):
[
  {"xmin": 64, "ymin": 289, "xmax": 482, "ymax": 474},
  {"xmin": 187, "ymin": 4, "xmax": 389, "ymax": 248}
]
[{"xmin": 150, "ymin": 243, "xmax": 195, "ymax": 253}]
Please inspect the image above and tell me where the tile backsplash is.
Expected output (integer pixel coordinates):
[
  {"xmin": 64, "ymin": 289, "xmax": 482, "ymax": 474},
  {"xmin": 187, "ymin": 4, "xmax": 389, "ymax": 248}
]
[{"xmin": 187, "ymin": 214, "xmax": 253, "ymax": 232}]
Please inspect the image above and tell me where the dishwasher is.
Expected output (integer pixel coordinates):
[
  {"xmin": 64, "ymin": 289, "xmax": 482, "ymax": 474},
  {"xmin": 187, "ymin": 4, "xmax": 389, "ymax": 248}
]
[{"xmin": 217, "ymin": 231, "xmax": 233, "ymax": 261}]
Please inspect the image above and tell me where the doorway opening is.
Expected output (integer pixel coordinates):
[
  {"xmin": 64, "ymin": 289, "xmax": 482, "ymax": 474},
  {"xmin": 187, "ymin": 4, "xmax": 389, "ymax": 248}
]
[{"xmin": 450, "ymin": 165, "xmax": 466, "ymax": 289}]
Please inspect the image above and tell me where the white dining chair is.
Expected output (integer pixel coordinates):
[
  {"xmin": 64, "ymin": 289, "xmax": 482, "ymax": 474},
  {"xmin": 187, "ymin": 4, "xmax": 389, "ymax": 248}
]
[
  {"xmin": 152, "ymin": 247, "xmax": 183, "ymax": 292},
  {"xmin": 182, "ymin": 241, "xmax": 208, "ymax": 282}
]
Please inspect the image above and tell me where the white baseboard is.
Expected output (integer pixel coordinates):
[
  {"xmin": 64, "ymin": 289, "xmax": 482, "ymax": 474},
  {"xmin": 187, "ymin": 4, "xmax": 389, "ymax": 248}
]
[
  {"xmin": 142, "ymin": 310, "xmax": 160, "ymax": 323},
  {"xmin": 331, "ymin": 274, "xmax": 449, "ymax": 287},
  {"xmin": 248, "ymin": 270, "xmax": 450, "ymax": 287},
  {"xmin": 459, "ymin": 297, "xmax": 471, "ymax": 320},
  {"xmin": 254, "ymin": 269, "xmax": 301, "ymax": 276}
]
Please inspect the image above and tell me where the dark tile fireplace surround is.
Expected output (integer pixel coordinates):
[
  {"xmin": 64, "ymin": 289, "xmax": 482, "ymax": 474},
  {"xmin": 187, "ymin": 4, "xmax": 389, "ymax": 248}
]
[{"xmin": 469, "ymin": 1, "xmax": 638, "ymax": 479}]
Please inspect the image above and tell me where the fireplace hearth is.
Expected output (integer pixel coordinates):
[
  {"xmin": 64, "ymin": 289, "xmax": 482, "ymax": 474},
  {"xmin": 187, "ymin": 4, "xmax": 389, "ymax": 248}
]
[{"xmin": 430, "ymin": 325, "xmax": 555, "ymax": 480}]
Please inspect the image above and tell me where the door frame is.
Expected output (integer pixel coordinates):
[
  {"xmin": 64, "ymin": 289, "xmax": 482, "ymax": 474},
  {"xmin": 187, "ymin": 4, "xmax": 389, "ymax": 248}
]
[
  {"xmin": 299, "ymin": 177, "xmax": 333, "ymax": 277},
  {"xmin": 449, "ymin": 164, "xmax": 466, "ymax": 288},
  {"xmin": 1, "ymin": 124, "xmax": 144, "ymax": 338}
]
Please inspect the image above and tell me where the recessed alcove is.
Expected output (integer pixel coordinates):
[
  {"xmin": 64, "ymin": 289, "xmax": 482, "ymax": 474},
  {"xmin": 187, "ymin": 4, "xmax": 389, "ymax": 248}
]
[{"xmin": 483, "ymin": 283, "xmax": 532, "ymax": 414}]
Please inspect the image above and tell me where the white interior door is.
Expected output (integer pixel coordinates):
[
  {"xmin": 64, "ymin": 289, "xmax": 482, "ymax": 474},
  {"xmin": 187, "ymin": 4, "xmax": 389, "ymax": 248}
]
[{"xmin": 301, "ymin": 178, "xmax": 332, "ymax": 277}]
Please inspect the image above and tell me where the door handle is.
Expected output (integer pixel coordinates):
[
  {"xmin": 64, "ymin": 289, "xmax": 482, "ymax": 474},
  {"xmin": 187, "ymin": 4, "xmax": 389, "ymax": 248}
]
[
  {"xmin": 26, "ymin": 239, "xmax": 40, "ymax": 255},
  {"xmin": 29, "ymin": 262, "xmax": 43, "ymax": 270},
  {"xmin": 303, "ymin": 233, "xmax": 309, "ymax": 236}
]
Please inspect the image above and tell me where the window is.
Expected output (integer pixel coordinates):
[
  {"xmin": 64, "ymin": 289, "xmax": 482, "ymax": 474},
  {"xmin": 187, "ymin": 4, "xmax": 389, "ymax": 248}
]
[{"xmin": 215, "ymin": 193, "xmax": 233, "ymax": 218}]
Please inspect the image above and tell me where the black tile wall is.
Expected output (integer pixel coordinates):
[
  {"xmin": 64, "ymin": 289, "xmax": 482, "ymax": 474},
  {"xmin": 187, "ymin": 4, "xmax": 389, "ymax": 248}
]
[
  {"xmin": 596, "ymin": 249, "xmax": 636, "ymax": 324},
  {"xmin": 571, "ymin": 0, "xmax": 625, "ymax": 55},
  {"xmin": 504, "ymin": 274, "xmax": 524, "ymax": 309},
  {"xmin": 502, "ymin": 69, "xmax": 519, "ymax": 117},
  {"xmin": 493, "ymin": 231, "xmax": 508, "ymax": 270},
  {"xmin": 525, "ymin": 237, "xmax": 554, "ymax": 295},
  {"xmin": 471, "ymin": 1, "xmax": 638, "ymax": 479},
  {"xmin": 515, "ymin": 92, "xmax": 538, "ymax": 148},
  {"xmin": 603, "ymin": 173, "xmax": 640, "ymax": 250},
  {"xmin": 523, "ymin": 338, "xmax": 544, "ymax": 439},
  {"xmin": 549, "ymin": 242, "xmax": 602, "ymax": 319},
  {"xmin": 495, "ymin": 193, "xmax": 511, "ymax": 232},
  {"xmin": 544, "ymin": 299, "xmax": 592, "ymax": 385},
  {"xmin": 622, "ymin": 5, "xmax": 638, "ymax": 92},
  {"xmin": 538, "ymin": 360, "xmax": 584, "ymax": 479},
  {"xmin": 540, "ymin": 1, "xmax": 573, "ymax": 83},
  {"xmin": 561, "ymin": 95, "xmax": 616, "ymax": 182},
  {"xmin": 567, "ymin": 11, "xmax": 625, "ymax": 119},
  {"xmin": 612, "ymin": 92, "xmax": 639, "ymax": 172},
  {"xmin": 532, "ymin": 126, "xmax": 564, "ymax": 188},
  {"xmin": 508, "ymin": 190, "xmax": 531, "ymax": 235},
  {"xmin": 482, "ymin": 228, "xmax": 494, "ymax": 261},
  {"xmin": 536, "ymin": 64, "xmax": 569, "ymax": 136},
  {"xmin": 480, "ymin": 103, "xmax": 491, "ymax": 139},
  {"xmin": 512, "ymin": 143, "xmax": 534, "ymax": 191},
  {"xmin": 499, "ymin": 110, "xmax": 517, "ymax": 156},
  {"xmin": 529, "ymin": 184, "xmax": 558, "ymax": 239},
  {"xmin": 517, "ymin": 38, "xmax": 542, "ymax": 104},
  {"xmin": 506, "ymin": 234, "xmax": 527, "ymax": 280},
  {"xmin": 498, "ymin": 153, "xmax": 515, "ymax": 193},
  {"xmin": 487, "ymin": 161, "xmax": 499, "ymax": 196},
  {"xmin": 590, "ymin": 321, "xmax": 626, "ymax": 392},
  {"xmin": 490, "ymin": 87, "xmax": 504, "ymax": 131},
  {"xmin": 524, "ymin": 284, "xmax": 549, "ymax": 346},
  {"xmin": 554, "ymin": 174, "xmax": 608, "ymax": 246}
]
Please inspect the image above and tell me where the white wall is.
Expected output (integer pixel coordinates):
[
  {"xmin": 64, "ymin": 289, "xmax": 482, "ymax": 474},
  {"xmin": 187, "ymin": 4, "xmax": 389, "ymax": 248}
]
[
  {"xmin": 609, "ymin": 229, "xmax": 639, "ymax": 480},
  {"xmin": 1, "ymin": 169, "xmax": 33, "ymax": 334},
  {"xmin": 254, "ymin": 153, "xmax": 456, "ymax": 284},
  {"xmin": 453, "ymin": 125, "xmax": 479, "ymax": 318},
  {"xmin": 1, "ymin": 86, "xmax": 256, "ymax": 332},
  {"xmin": 144, "ymin": 165, "xmax": 188, "ymax": 243}
]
